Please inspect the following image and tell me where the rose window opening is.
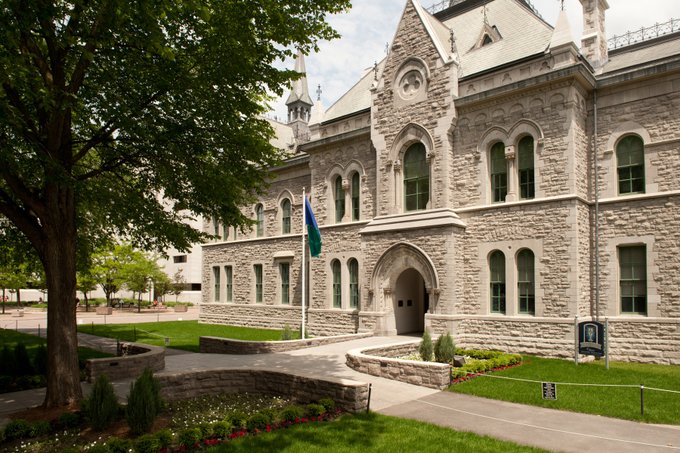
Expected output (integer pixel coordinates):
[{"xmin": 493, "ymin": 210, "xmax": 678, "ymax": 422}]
[{"xmin": 400, "ymin": 71, "xmax": 424, "ymax": 99}]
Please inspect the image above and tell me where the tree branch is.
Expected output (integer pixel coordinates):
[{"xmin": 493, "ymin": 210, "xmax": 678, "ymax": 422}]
[{"xmin": 0, "ymin": 189, "xmax": 44, "ymax": 255}]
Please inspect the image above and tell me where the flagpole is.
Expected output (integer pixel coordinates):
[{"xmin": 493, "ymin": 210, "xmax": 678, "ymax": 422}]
[{"xmin": 301, "ymin": 187, "xmax": 306, "ymax": 340}]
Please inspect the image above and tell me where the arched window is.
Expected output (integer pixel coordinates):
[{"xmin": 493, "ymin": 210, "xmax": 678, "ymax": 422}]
[
  {"xmin": 617, "ymin": 135, "xmax": 645, "ymax": 194},
  {"xmin": 518, "ymin": 136, "xmax": 535, "ymax": 200},
  {"xmin": 348, "ymin": 258, "xmax": 359, "ymax": 308},
  {"xmin": 255, "ymin": 204, "xmax": 264, "ymax": 237},
  {"xmin": 517, "ymin": 249, "xmax": 535, "ymax": 315},
  {"xmin": 489, "ymin": 251, "xmax": 506, "ymax": 314},
  {"xmin": 334, "ymin": 175, "xmax": 345, "ymax": 222},
  {"xmin": 281, "ymin": 199, "xmax": 291, "ymax": 234},
  {"xmin": 403, "ymin": 143, "xmax": 429, "ymax": 211},
  {"xmin": 332, "ymin": 260, "xmax": 342, "ymax": 308},
  {"xmin": 351, "ymin": 172, "xmax": 360, "ymax": 221},
  {"xmin": 490, "ymin": 142, "xmax": 507, "ymax": 203}
]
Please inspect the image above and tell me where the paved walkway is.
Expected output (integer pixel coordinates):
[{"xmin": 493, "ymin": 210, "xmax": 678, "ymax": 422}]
[{"xmin": 1, "ymin": 331, "xmax": 679, "ymax": 452}]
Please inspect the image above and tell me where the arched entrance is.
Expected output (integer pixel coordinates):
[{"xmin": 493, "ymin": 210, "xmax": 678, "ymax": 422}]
[{"xmin": 370, "ymin": 242, "xmax": 439, "ymax": 335}]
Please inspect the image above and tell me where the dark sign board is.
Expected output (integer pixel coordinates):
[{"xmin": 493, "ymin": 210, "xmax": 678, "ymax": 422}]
[
  {"xmin": 578, "ymin": 321, "xmax": 605, "ymax": 357},
  {"xmin": 542, "ymin": 382, "xmax": 557, "ymax": 400}
]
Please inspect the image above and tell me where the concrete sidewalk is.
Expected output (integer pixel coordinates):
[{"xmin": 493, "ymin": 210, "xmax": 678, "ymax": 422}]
[{"xmin": 1, "ymin": 333, "xmax": 679, "ymax": 452}]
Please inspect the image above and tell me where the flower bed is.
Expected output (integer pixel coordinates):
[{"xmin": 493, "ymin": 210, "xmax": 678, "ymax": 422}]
[{"xmin": 450, "ymin": 349, "xmax": 522, "ymax": 383}]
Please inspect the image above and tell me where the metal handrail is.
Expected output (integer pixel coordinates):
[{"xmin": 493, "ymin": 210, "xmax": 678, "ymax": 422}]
[{"xmin": 608, "ymin": 18, "xmax": 680, "ymax": 50}]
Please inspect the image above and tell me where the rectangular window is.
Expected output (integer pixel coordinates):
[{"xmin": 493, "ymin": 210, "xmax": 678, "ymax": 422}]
[
  {"xmin": 212, "ymin": 266, "xmax": 220, "ymax": 302},
  {"xmin": 212, "ymin": 218, "xmax": 220, "ymax": 236},
  {"xmin": 225, "ymin": 266, "xmax": 233, "ymax": 303},
  {"xmin": 173, "ymin": 255, "xmax": 187, "ymax": 264},
  {"xmin": 518, "ymin": 137, "xmax": 535, "ymax": 200},
  {"xmin": 349, "ymin": 260, "xmax": 359, "ymax": 309},
  {"xmin": 280, "ymin": 263, "xmax": 290, "ymax": 305},
  {"xmin": 490, "ymin": 143, "xmax": 507, "ymax": 203},
  {"xmin": 254, "ymin": 264, "xmax": 263, "ymax": 304},
  {"xmin": 517, "ymin": 250, "xmax": 535, "ymax": 315},
  {"xmin": 620, "ymin": 246, "xmax": 646, "ymax": 314}
]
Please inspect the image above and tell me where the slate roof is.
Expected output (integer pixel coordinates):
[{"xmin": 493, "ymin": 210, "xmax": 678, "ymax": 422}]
[{"xmin": 603, "ymin": 33, "xmax": 680, "ymax": 74}]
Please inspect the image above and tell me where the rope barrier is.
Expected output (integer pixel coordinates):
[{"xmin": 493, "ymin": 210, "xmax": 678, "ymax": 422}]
[{"xmin": 479, "ymin": 373, "xmax": 680, "ymax": 394}]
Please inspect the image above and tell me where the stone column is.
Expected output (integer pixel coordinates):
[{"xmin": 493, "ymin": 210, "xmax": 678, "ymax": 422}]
[
  {"xmin": 393, "ymin": 159, "xmax": 402, "ymax": 214},
  {"xmin": 342, "ymin": 178, "xmax": 351, "ymax": 222},
  {"xmin": 505, "ymin": 145, "xmax": 517, "ymax": 202}
]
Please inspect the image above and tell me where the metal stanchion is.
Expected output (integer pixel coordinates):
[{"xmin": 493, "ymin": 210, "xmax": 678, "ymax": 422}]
[{"xmin": 640, "ymin": 385, "xmax": 645, "ymax": 416}]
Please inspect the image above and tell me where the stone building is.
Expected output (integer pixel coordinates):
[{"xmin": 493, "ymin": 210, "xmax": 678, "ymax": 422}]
[{"xmin": 200, "ymin": 0, "xmax": 680, "ymax": 364}]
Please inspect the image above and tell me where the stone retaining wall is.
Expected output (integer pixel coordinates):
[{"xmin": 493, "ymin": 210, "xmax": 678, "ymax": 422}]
[
  {"xmin": 200, "ymin": 332, "xmax": 373, "ymax": 354},
  {"xmin": 85, "ymin": 343, "xmax": 165, "ymax": 382},
  {"xmin": 345, "ymin": 341, "xmax": 450, "ymax": 389},
  {"xmin": 156, "ymin": 369, "xmax": 369, "ymax": 413}
]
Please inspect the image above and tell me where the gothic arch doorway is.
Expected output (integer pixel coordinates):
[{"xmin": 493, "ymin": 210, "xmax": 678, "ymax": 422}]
[{"xmin": 371, "ymin": 242, "xmax": 439, "ymax": 335}]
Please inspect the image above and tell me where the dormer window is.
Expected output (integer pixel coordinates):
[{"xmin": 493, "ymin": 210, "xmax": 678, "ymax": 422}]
[{"xmin": 482, "ymin": 34, "xmax": 493, "ymax": 46}]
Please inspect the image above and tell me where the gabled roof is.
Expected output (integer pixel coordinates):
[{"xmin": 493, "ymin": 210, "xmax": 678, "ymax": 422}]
[
  {"xmin": 267, "ymin": 118, "xmax": 296, "ymax": 152},
  {"xmin": 324, "ymin": 60, "xmax": 386, "ymax": 123},
  {"xmin": 411, "ymin": 0, "xmax": 456, "ymax": 65}
]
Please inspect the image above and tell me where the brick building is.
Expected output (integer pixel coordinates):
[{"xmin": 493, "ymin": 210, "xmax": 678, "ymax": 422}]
[{"xmin": 200, "ymin": 0, "xmax": 680, "ymax": 364}]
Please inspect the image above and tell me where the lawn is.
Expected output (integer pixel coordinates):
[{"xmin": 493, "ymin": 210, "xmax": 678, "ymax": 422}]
[
  {"xmin": 450, "ymin": 355, "xmax": 680, "ymax": 425},
  {"xmin": 77, "ymin": 320, "xmax": 299, "ymax": 352},
  {"xmin": 0, "ymin": 327, "xmax": 110, "ymax": 362},
  {"xmin": 204, "ymin": 412, "xmax": 549, "ymax": 453}
]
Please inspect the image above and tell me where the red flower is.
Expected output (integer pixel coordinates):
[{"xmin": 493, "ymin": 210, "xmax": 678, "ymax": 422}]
[{"xmin": 266, "ymin": 425, "xmax": 272, "ymax": 432}]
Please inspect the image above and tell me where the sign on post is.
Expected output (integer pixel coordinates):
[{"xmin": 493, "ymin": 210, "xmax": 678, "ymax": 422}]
[
  {"xmin": 542, "ymin": 382, "xmax": 557, "ymax": 400},
  {"xmin": 578, "ymin": 321, "xmax": 605, "ymax": 357}
]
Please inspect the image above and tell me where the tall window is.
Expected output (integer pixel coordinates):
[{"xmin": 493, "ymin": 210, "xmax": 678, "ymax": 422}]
[
  {"xmin": 489, "ymin": 251, "xmax": 506, "ymax": 314},
  {"xmin": 254, "ymin": 264, "xmax": 263, "ymax": 303},
  {"xmin": 212, "ymin": 266, "xmax": 220, "ymax": 302},
  {"xmin": 332, "ymin": 260, "xmax": 342, "ymax": 308},
  {"xmin": 351, "ymin": 172, "xmax": 360, "ymax": 221},
  {"xmin": 617, "ymin": 135, "xmax": 645, "ymax": 194},
  {"xmin": 280, "ymin": 263, "xmax": 290, "ymax": 305},
  {"xmin": 225, "ymin": 265, "xmax": 233, "ymax": 303},
  {"xmin": 281, "ymin": 199, "xmax": 291, "ymax": 234},
  {"xmin": 518, "ymin": 136, "xmax": 535, "ymax": 200},
  {"xmin": 490, "ymin": 142, "xmax": 507, "ymax": 203},
  {"xmin": 619, "ymin": 246, "xmax": 646, "ymax": 314},
  {"xmin": 349, "ymin": 259, "xmax": 359, "ymax": 309},
  {"xmin": 212, "ymin": 218, "xmax": 220, "ymax": 236},
  {"xmin": 517, "ymin": 249, "xmax": 535, "ymax": 315},
  {"xmin": 222, "ymin": 226, "xmax": 229, "ymax": 241},
  {"xmin": 255, "ymin": 204, "xmax": 264, "ymax": 237},
  {"xmin": 334, "ymin": 176, "xmax": 345, "ymax": 222},
  {"xmin": 403, "ymin": 143, "xmax": 429, "ymax": 211},
  {"xmin": 233, "ymin": 227, "xmax": 238, "ymax": 241}
]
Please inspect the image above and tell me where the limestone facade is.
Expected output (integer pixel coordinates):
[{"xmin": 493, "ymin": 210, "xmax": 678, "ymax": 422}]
[{"xmin": 201, "ymin": 0, "xmax": 680, "ymax": 364}]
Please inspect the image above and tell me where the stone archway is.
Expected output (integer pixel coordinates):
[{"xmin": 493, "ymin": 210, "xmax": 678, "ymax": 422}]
[{"xmin": 370, "ymin": 242, "xmax": 439, "ymax": 335}]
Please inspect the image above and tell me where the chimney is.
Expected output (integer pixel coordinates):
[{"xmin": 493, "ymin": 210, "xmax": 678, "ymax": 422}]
[{"xmin": 578, "ymin": 0, "xmax": 609, "ymax": 70}]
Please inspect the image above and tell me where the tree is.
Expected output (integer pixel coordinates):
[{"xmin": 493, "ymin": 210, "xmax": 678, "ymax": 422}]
[
  {"xmin": 90, "ymin": 243, "xmax": 135, "ymax": 306},
  {"xmin": 0, "ymin": 0, "xmax": 349, "ymax": 407},
  {"xmin": 76, "ymin": 270, "xmax": 98, "ymax": 312},
  {"xmin": 170, "ymin": 269, "xmax": 186, "ymax": 303},
  {"xmin": 153, "ymin": 272, "xmax": 172, "ymax": 304}
]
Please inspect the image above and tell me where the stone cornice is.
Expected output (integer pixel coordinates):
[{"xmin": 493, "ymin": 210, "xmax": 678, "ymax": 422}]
[{"xmin": 299, "ymin": 126, "xmax": 371, "ymax": 153}]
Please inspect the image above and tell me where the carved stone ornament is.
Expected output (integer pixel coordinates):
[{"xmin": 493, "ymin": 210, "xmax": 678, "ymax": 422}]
[
  {"xmin": 426, "ymin": 150, "xmax": 436, "ymax": 162},
  {"xmin": 342, "ymin": 179, "xmax": 350, "ymax": 191},
  {"xmin": 504, "ymin": 145, "xmax": 516, "ymax": 160},
  {"xmin": 399, "ymin": 70, "xmax": 424, "ymax": 100},
  {"xmin": 393, "ymin": 159, "xmax": 402, "ymax": 171}
]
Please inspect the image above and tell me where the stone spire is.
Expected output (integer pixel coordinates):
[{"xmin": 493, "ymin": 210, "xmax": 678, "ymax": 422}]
[
  {"xmin": 549, "ymin": 8, "xmax": 580, "ymax": 70},
  {"xmin": 286, "ymin": 50, "xmax": 314, "ymax": 124}
]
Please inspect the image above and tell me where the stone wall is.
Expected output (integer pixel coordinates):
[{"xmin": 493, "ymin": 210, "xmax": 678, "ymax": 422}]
[
  {"xmin": 85, "ymin": 343, "xmax": 165, "ymax": 382},
  {"xmin": 157, "ymin": 369, "xmax": 369, "ymax": 413},
  {"xmin": 199, "ymin": 332, "xmax": 372, "ymax": 354},
  {"xmin": 607, "ymin": 319, "xmax": 680, "ymax": 365},
  {"xmin": 346, "ymin": 341, "xmax": 450, "ymax": 389},
  {"xmin": 200, "ymin": 303, "xmax": 303, "ymax": 330}
]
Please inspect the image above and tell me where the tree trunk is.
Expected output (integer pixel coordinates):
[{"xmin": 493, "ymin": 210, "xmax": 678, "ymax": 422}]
[
  {"xmin": 16, "ymin": 288, "xmax": 21, "ymax": 307},
  {"xmin": 42, "ymin": 188, "xmax": 82, "ymax": 408}
]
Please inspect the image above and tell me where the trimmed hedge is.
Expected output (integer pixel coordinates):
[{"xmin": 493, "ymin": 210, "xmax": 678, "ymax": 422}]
[{"xmin": 451, "ymin": 349, "xmax": 522, "ymax": 380}]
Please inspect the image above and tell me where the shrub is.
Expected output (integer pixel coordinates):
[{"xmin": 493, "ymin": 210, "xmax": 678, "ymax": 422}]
[
  {"xmin": 155, "ymin": 429, "xmax": 173, "ymax": 450},
  {"xmin": 0, "ymin": 345, "xmax": 16, "ymax": 375},
  {"xmin": 306, "ymin": 403, "xmax": 326, "ymax": 417},
  {"xmin": 29, "ymin": 420, "xmax": 52, "ymax": 437},
  {"xmin": 107, "ymin": 437, "xmax": 132, "ymax": 453},
  {"xmin": 134, "ymin": 434, "xmax": 160, "ymax": 453},
  {"xmin": 177, "ymin": 428, "xmax": 202, "ymax": 448},
  {"xmin": 227, "ymin": 410, "xmax": 248, "ymax": 429},
  {"xmin": 126, "ymin": 369, "xmax": 162, "ymax": 435},
  {"xmin": 419, "ymin": 330, "xmax": 434, "ymax": 362},
  {"xmin": 434, "ymin": 333, "xmax": 455, "ymax": 364},
  {"xmin": 57, "ymin": 411, "xmax": 83, "ymax": 429},
  {"xmin": 84, "ymin": 374, "xmax": 120, "ymax": 431},
  {"xmin": 3, "ymin": 419, "xmax": 31, "ymax": 441},
  {"xmin": 280, "ymin": 324, "xmax": 294, "ymax": 341},
  {"xmin": 212, "ymin": 420, "xmax": 232, "ymax": 439},
  {"xmin": 246, "ymin": 412, "xmax": 272, "ymax": 431},
  {"xmin": 33, "ymin": 344, "xmax": 48, "ymax": 375},
  {"xmin": 197, "ymin": 422, "xmax": 212, "ymax": 439},
  {"xmin": 279, "ymin": 405, "xmax": 305, "ymax": 422},
  {"xmin": 318, "ymin": 398, "xmax": 336, "ymax": 412},
  {"xmin": 14, "ymin": 343, "xmax": 33, "ymax": 375},
  {"xmin": 88, "ymin": 445, "xmax": 110, "ymax": 453}
]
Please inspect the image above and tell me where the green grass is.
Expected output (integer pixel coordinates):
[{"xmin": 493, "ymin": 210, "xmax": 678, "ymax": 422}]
[
  {"xmin": 204, "ymin": 412, "xmax": 548, "ymax": 453},
  {"xmin": 0, "ymin": 328, "xmax": 110, "ymax": 361},
  {"xmin": 450, "ymin": 355, "xmax": 680, "ymax": 425},
  {"xmin": 77, "ymin": 320, "xmax": 300, "ymax": 352}
]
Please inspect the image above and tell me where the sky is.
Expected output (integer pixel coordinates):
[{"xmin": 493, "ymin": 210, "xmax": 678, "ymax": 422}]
[{"xmin": 269, "ymin": 0, "xmax": 680, "ymax": 122}]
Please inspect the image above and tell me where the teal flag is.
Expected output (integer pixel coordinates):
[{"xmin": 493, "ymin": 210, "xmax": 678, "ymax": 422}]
[{"xmin": 305, "ymin": 197, "xmax": 322, "ymax": 257}]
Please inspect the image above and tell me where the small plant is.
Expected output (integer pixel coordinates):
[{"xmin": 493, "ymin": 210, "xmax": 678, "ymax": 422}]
[
  {"xmin": 177, "ymin": 427, "xmax": 202, "ymax": 449},
  {"xmin": 126, "ymin": 368, "xmax": 162, "ymax": 435},
  {"xmin": 306, "ymin": 403, "xmax": 326, "ymax": 417},
  {"xmin": 134, "ymin": 433, "xmax": 160, "ymax": 453},
  {"xmin": 279, "ymin": 405, "xmax": 305, "ymax": 422},
  {"xmin": 57, "ymin": 411, "xmax": 83, "ymax": 429},
  {"xmin": 29, "ymin": 420, "xmax": 52, "ymax": 437},
  {"xmin": 88, "ymin": 445, "xmax": 110, "ymax": 453},
  {"xmin": 419, "ymin": 330, "xmax": 434, "ymax": 362},
  {"xmin": 197, "ymin": 422, "xmax": 212, "ymax": 439},
  {"xmin": 318, "ymin": 398, "xmax": 336, "ymax": 412},
  {"xmin": 246, "ymin": 412, "xmax": 272, "ymax": 431},
  {"xmin": 155, "ymin": 429, "xmax": 173, "ymax": 450},
  {"xmin": 212, "ymin": 420, "xmax": 232, "ymax": 439},
  {"xmin": 84, "ymin": 374, "xmax": 120, "ymax": 431},
  {"xmin": 280, "ymin": 324, "xmax": 294, "ymax": 341},
  {"xmin": 434, "ymin": 332, "xmax": 456, "ymax": 364},
  {"xmin": 107, "ymin": 437, "xmax": 133, "ymax": 453},
  {"xmin": 3, "ymin": 419, "xmax": 31, "ymax": 441},
  {"xmin": 227, "ymin": 410, "xmax": 248, "ymax": 429}
]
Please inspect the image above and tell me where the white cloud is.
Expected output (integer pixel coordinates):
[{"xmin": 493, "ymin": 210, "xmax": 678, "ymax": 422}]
[{"xmin": 270, "ymin": 0, "xmax": 680, "ymax": 122}]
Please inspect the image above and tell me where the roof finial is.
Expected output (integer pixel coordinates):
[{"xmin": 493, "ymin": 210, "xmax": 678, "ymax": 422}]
[
  {"xmin": 482, "ymin": 2, "xmax": 489, "ymax": 25},
  {"xmin": 316, "ymin": 84, "xmax": 322, "ymax": 101},
  {"xmin": 373, "ymin": 61, "xmax": 378, "ymax": 81},
  {"xmin": 385, "ymin": 42, "xmax": 389, "ymax": 55},
  {"xmin": 560, "ymin": 0, "xmax": 565, "ymax": 11}
]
